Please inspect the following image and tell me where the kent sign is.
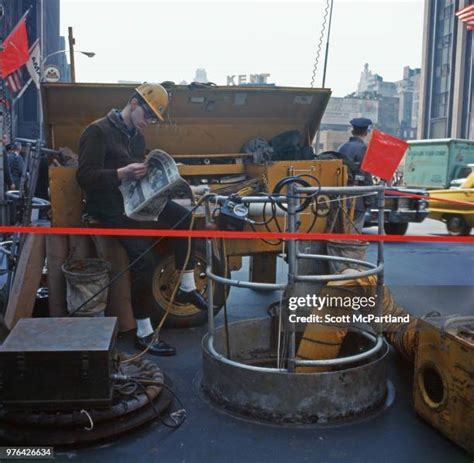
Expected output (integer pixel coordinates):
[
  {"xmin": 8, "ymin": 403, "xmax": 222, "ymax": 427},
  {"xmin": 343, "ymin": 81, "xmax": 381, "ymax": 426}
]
[{"xmin": 227, "ymin": 73, "xmax": 271, "ymax": 86}]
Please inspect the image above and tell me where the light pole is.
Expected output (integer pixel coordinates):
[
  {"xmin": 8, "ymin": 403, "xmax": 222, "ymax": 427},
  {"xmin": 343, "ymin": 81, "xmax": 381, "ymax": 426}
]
[
  {"xmin": 37, "ymin": 48, "xmax": 94, "ymax": 143},
  {"xmin": 41, "ymin": 49, "xmax": 95, "ymax": 81}
]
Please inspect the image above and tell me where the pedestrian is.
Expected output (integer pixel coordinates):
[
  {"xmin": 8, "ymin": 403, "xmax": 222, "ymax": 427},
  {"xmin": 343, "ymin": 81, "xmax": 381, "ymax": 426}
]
[
  {"xmin": 337, "ymin": 118, "xmax": 374, "ymax": 233},
  {"xmin": 2, "ymin": 143, "xmax": 14, "ymax": 191},
  {"xmin": 7, "ymin": 141, "xmax": 24, "ymax": 190},
  {"xmin": 77, "ymin": 83, "xmax": 209, "ymax": 356}
]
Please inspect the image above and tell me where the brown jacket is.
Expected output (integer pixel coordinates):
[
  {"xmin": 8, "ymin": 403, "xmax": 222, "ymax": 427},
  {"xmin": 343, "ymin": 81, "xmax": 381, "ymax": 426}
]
[{"xmin": 77, "ymin": 109, "xmax": 146, "ymax": 217}]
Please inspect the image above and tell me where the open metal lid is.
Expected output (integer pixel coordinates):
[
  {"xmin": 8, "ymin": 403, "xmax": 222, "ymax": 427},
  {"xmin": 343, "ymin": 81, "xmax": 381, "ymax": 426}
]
[{"xmin": 42, "ymin": 83, "xmax": 331, "ymax": 155}]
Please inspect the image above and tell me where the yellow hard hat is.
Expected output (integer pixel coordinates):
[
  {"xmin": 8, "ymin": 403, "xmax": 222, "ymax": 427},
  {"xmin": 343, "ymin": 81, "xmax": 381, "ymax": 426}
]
[{"xmin": 135, "ymin": 82, "xmax": 169, "ymax": 121}]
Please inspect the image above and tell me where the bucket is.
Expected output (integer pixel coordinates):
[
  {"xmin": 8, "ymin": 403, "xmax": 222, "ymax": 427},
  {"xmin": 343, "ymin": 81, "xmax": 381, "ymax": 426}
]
[
  {"xmin": 326, "ymin": 240, "xmax": 370, "ymax": 274},
  {"xmin": 61, "ymin": 258, "xmax": 112, "ymax": 316}
]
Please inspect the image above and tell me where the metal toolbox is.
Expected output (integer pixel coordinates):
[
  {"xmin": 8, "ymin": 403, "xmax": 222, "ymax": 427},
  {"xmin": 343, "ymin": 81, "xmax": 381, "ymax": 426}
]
[{"xmin": 0, "ymin": 317, "xmax": 118, "ymax": 410}]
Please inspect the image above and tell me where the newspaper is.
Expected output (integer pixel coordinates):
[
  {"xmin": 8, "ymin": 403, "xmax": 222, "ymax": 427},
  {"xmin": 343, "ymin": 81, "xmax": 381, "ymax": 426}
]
[{"xmin": 119, "ymin": 149, "xmax": 187, "ymax": 221}]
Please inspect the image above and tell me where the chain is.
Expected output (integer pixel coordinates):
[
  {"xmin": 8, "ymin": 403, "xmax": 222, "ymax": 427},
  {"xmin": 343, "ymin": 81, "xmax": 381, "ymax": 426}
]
[
  {"xmin": 310, "ymin": 0, "xmax": 331, "ymax": 88},
  {"xmin": 261, "ymin": 173, "xmax": 269, "ymax": 193}
]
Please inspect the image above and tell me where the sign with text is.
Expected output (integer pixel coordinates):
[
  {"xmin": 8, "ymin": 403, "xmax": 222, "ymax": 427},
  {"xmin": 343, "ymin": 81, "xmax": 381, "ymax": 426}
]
[
  {"xmin": 227, "ymin": 73, "xmax": 270, "ymax": 86},
  {"xmin": 26, "ymin": 39, "xmax": 41, "ymax": 89}
]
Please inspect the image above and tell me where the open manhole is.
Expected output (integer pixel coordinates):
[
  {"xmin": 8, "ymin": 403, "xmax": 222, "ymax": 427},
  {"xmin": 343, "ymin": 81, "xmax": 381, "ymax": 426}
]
[{"xmin": 201, "ymin": 317, "xmax": 390, "ymax": 425}]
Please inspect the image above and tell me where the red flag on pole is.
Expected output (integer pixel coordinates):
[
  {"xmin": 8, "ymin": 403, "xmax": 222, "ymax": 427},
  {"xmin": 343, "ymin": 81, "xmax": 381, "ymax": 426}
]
[
  {"xmin": 360, "ymin": 130, "xmax": 409, "ymax": 182},
  {"xmin": 0, "ymin": 17, "xmax": 30, "ymax": 78}
]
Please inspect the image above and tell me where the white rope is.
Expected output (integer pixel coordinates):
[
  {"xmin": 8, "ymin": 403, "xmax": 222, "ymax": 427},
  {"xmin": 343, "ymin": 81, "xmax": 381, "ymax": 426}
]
[{"xmin": 80, "ymin": 409, "xmax": 94, "ymax": 431}]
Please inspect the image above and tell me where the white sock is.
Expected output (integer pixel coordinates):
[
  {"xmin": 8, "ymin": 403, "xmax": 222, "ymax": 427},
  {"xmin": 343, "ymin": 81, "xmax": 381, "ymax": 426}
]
[
  {"xmin": 136, "ymin": 318, "xmax": 154, "ymax": 338},
  {"xmin": 179, "ymin": 270, "xmax": 197, "ymax": 292}
]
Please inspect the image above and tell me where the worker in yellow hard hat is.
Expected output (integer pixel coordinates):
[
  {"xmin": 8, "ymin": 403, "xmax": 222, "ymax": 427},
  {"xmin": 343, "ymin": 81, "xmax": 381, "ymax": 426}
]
[
  {"xmin": 77, "ymin": 83, "xmax": 209, "ymax": 357},
  {"xmin": 128, "ymin": 82, "xmax": 169, "ymax": 130}
]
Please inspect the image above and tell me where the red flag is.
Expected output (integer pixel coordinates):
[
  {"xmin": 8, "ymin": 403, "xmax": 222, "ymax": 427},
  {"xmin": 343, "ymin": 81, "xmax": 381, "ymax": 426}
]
[
  {"xmin": 361, "ymin": 130, "xmax": 408, "ymax": 182},
  {"xmin": 0, "ymin": 17, "xmax": 30, "ymax": 78}
]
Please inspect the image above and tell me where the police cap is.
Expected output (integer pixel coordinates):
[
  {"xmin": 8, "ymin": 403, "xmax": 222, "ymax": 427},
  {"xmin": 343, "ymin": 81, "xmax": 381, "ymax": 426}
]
[{"xmin": 350, "ymin": 118, "xmax": 373, "ymax": 129}]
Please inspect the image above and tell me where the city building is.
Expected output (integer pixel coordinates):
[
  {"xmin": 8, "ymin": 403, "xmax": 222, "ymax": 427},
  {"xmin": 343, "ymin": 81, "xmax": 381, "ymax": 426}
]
[
  {"xmin": 355, "ymin": 63, "xmax": 421, "ymax": 139},
  {"xmin": 0, "ymin": 0, "xmax": 69, "ymax": 139},
  {"xmin": 418, "ymin": 0, "xmax": 473, "ymax": 139},
  {"xmin": 396, "ymin": 66, "xmax": 422, "ymax": 140},
  {"xmin": 317, "ymin": 129, "xmax": 351, "ymax": 153},
  {"xmin": 320, "ymin": 96, "xmax": 379, "ymax": 131},
  {"xmin": 193, "ymin": 68, "xmax": 208, "ymax": 83},
  {"xmin": 356, "ymin": 63, "xmax": 398, "ymax": 98},
  {"xmin": 319, "ymin": 64, "xmax": 421, "ymax": 147},
  {"xmin": 319, "ymin": 93, "xmax": 400, "ymax": 136}
]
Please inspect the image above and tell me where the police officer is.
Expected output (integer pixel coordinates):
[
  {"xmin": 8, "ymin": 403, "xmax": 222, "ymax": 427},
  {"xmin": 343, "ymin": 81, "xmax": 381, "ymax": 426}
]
[{"xmin": 337, "ymin": 118, "xmax": 374, "ymax": 233}]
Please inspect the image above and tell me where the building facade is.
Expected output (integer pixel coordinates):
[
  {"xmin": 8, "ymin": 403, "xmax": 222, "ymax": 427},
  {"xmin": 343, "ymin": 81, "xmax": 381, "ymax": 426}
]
[
  {"xmin": 0, "ymin": 0, "xmax": 69, "ymax": 139},
  {"xmin": 397, "ymin": 66, "xmax": 422, "ymax": 140},
  {"xmin": 321, "ymin": 64, "xmax": 420, "ymax": 143},
  {"xmin": 357, "ymin": 63, "xmax": 398, "ymax": 98},
  {"xmin": 320, "ymin": 94, "xmax": 400, "ymax": 137},
  {"xmin": 418, "ymin": 0, "xmax": 473, "ymax": 139},
  {"xmin": 316, "ymin": 129, "xmax": 351, "ymax": 153}
]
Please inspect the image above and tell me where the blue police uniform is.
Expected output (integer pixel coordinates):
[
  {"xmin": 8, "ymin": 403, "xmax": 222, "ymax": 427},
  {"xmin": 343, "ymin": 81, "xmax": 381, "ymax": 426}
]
[{"xmin": 337, "ymin": 118, "xmax": 373, "ymax": 231}]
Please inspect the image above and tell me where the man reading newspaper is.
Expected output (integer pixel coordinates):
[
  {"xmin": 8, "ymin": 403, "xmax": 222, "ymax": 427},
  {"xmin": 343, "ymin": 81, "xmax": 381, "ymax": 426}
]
[{"xmin": 77, "ymin": 83, "xmax": 208, "ymax": 356}]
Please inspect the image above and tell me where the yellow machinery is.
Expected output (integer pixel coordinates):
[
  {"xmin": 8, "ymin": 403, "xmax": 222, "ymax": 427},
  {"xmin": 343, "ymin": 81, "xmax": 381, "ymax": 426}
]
[
  {"xmin": 413, "ymin": 316, "xmax": 474, "ymax": 455},
  {"xmin": 41, "ymin": 83, "xmax": 474, "ymax": 454},
  {"xmin": 293, "ymin": 271, "xmax": 474, "ymax": 455},
  {"xmin": 43, "ymin": 82, "xmax": 346, "ymax": 327}
]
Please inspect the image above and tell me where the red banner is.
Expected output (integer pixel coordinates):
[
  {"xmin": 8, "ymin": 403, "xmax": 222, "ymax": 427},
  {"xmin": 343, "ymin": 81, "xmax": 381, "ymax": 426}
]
[
  {"xmin": 0, "ymin": 18, "xmax": 30, "ymax": 78},
  {"xmin": 361, "ymin": 130, "xmax": 408, "ymax": 181}
]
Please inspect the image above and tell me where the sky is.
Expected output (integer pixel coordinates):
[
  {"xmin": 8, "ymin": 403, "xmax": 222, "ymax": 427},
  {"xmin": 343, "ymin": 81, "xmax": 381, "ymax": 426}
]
[{"xmin": 60, "ymin": 0, "xmax": 425, "ymax": 97}]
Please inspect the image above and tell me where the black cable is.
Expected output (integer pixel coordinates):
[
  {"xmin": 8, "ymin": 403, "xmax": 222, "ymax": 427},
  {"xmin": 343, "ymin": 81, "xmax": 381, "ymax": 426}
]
[
  {"xmin": 271, "ymin": 175, "xmax": 322, "ymax": 213},
  {"xmin": 132, "ymin": 379, "xmax": 186, "ymax": 429},
  {"xmin": 71, "ymin": 175, "xmax": 321, "ymax": 315},
  {"xmin": 306, "ymin": 199, "xmax": 319, "ymax": 233},
  {"xmin": 212, "ymin": 206, "xmax": 220, "ymax": 222},
  {"xmin": 248, "ymin": 220, "xmax": 282, "ymax": 246},
  {"xmin": 245, "ymin": 192, "xmax": 283, "ymax": 246},
  {"xmin": 260, "ymin": 192, "xmax": 284, "ymax": 245},
  {"xmin": 68, "ymin": 195, "xmax": 212, "ymax": 316},
  {"xmin": 246, "ymin": 192, "xmax": 278, "ymax": 227},
  {"xmin": 297, "ymin": 174, "xmax": 322, "ymax": 193},
  {"xmin": 114, "ymin": 381, "xmax": 138, "ymax": 396}
]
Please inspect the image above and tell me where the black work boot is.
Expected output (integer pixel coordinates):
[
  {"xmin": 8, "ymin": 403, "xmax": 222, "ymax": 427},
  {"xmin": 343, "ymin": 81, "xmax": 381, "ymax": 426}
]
[
  {"xmin": 174, "ymin": 288, "xmax": 209, "ymax": 311},
  {"xmin": 135, "ymin": 334, "xmax": 176, "ymax": 356}
]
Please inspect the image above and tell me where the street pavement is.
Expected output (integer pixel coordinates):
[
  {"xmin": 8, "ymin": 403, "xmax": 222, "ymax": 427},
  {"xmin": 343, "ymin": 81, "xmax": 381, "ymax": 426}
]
[
  {"xmin": 2, "ymin": 211, "xmax": 471, "ymax": 462},
  {"xmin": 63, "ymin": 237, "xmax": 473, "ymax": 463},
  {"xmin": 365, "ymin": 218, "xmax": 461, "ymax": 236}
]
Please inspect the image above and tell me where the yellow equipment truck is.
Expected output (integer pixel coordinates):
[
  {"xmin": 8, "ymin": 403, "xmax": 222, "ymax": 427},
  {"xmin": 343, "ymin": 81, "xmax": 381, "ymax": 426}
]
[{"xmin": 43, "ymin": 82, "xmax": 347, "ymax": 327}]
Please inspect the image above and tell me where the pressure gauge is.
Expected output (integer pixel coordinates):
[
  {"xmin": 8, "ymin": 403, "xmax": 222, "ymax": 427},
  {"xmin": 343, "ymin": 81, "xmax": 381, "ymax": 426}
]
[{"xmin": 233, "ymin": 203, "xmax": 249, "ymax": 218}]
